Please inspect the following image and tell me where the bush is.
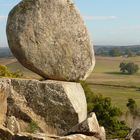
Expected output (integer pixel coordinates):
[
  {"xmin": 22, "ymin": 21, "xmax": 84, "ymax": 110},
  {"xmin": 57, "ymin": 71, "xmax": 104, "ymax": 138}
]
[
  {"xmin": 0, "ymin": 64, "xmax": 23, "ymax": 78},
  {"xmin": 27, "ymin": 121, "xmax": 39, "ymax": 133},
  {"xmin": 120, "ymin": 62, "xmax": 139, "ymax": 74},
  {"xmin": 80, "ymin": 81, "xmax": 96, "ymax": 112},
  {"xmin": 81, "ymin": 81, "xmax": 130, "ymax": 139},
  {"xmin": 126, "ymin": 98, "xmax": 140, "ymax": 117}
]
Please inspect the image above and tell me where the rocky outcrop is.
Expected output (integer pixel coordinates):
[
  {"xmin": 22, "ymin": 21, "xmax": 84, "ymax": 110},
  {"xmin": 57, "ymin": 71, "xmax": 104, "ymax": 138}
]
[
  {"xmin": 0, "ymin": 125, "xmax": 100, "ymax": 140},
  {"xmin": 0, "ymin": 78, "xmax": 106, "ymax": 140},
  {"xmin": 6, "ymin": 0, "xmax": 95, "ymax": 81},
  {"xmin": 0, "ymin": 78, "xmax": 87, "ymax": 135}
]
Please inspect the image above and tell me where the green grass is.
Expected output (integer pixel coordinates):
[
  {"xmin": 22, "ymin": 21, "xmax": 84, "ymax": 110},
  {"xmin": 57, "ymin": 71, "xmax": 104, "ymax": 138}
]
[
  {"xmin": 86, "ymin": 56, "xmax": 140, "ymax": 112},
  {"xmin": 89, "ymin": 84, "xmax": 140, "ymax": 112}
]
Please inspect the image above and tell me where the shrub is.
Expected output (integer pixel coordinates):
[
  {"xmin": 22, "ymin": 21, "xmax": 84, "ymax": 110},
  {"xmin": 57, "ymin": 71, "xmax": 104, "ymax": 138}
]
[
  {"xmin": 81, "ymin": 81, "xmax": 130, "ymax": 139},
  {"xmin": 0, "ymin": 64, "xmax": 23, "ymax": 78},
  {"xmin": 27, "ymin": 121, "xmax": 39, "ymax": 133},
  {"xmin": 119, "ymin": 62, "xmax": 139, "ymax": 74},
  {"xmin": 126, "ymin": 98, "xmax": 140, "ymax": 117},
  {"xmin": 80, "ymin": 81, "xmax": 96, "ymax": 112}
]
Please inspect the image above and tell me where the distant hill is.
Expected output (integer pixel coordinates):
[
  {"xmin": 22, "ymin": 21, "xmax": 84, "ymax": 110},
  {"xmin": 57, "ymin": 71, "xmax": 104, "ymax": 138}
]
[
  {"xmin": 0, "ymin": 47, "xmax": 13, "ymax": 58},
  {"xmin": 94, "ymin": 45, "xmax": 140, "ymax": 57}
]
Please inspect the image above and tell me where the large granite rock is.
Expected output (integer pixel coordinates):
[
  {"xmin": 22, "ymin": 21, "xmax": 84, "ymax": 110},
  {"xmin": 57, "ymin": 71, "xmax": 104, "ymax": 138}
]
[
  {"xmin": 6, "ymin": 0, "xmax": 95, "ymax": 81},
  {"xmin": 0, "ymin": 78, "xmax": 87, "ymax": 135}
]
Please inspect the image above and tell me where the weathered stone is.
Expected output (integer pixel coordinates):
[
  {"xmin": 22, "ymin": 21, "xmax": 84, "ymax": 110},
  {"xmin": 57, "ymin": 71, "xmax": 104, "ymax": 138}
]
[
  {"xmin": 7, "ymin": 116, "xmax": 20, "ymax": 134},
  {"xmin": 0, "ymin": 126, "xmax": 100, "ymax": 140},
  {"xmin": 6, "ymin": 0, "xmax": 95, "ymax": 81},
  {"xmin": 15, "ymin": 133, "xmax": 53, "ymax": 140},
  {"xmin": 0, "ymin": 78, "xmax": 87, "ymax": 135},
  {"xmin": 66, "ymin": 113, "xmax": 106, "ymax": 140},
  {"xmin": 57, "ymin": 134, "xmax": 99, "ymax": 140},
  {"xmin": 0, "ymin": 79, "xmax": 11, "ymax": 125},
  {"xmin": 99, "ymin": 127, "xmax": 106, "ymax": 140}
]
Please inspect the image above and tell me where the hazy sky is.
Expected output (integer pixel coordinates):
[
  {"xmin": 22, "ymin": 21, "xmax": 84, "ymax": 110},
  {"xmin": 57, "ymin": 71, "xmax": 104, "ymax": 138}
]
[{"xmin": 0, "ymin": 0, "xmax": 140, "ymax": 47}]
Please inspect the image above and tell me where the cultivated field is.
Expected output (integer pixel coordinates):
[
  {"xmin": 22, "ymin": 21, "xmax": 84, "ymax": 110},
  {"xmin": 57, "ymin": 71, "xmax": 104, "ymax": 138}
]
[{"xmin": 87, "ymin": 56, "xmax": 140, "ymax": 111}]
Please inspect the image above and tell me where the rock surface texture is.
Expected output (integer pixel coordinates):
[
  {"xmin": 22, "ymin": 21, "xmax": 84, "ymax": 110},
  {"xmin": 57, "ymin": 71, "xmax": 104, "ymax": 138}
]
[
  {"xmin": 6, "ymin": 0, "xmax": 95, "ymax": 81},
  {"xmin": 0, "ymin": 78, "xmax": 106, "ymax": 140},
  {"xmin": 1, "ymin": 78, "xmax": 87, "ymax": 135},
  {"xmin": 66, "ymin": 113, "xmax": 106, "ymax": 140},
  {"xmin": 0, "ymin": 125, "xmax": 99, "ymax": 140}
]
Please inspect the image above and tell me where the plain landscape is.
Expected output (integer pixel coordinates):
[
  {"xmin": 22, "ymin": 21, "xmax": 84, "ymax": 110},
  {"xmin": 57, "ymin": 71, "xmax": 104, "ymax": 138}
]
[{"xmin": 1, "ymin": 46, "xmax": 140, "ymax": 112}]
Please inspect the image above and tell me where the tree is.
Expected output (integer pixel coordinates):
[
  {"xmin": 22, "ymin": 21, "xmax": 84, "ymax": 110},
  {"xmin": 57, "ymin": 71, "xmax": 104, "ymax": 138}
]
[
  {"xmin": 127, "ymin": 98, "xmax": 137, "ymax": 114},
  {"xmin": 126, "ymin": 63, "xmax": 139, "ymax": 74},
  {"xmin": 119, "ymin": 62, "xmax": 139, "ymax": 75},
  {"xmin": 80, "ymin": 81, "xmax": 129, "ymax": 139},
  {"xmin": 126, "ymin": 98, "xmax": 140, "ymax": 117},
  {"xmin": 109, "ymin": 48, "xmax": 121, "ymax": 57},
  {"xmin": 91, "ymin": 95, "xmax": 129, "ymax": 138},
  {"xmin": 120, "ymin": 62, "xmax": 126, "ymax": 73},
  {"xmin": 125, "ymin": 49, "xmax": 133, "ymax": 57}
]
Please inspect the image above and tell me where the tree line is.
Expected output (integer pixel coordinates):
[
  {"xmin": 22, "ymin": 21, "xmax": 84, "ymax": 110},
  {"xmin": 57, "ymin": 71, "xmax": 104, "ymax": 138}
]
[{"xmin": 95, "ymin": 46, "xmax": 140, "ymax": 57}]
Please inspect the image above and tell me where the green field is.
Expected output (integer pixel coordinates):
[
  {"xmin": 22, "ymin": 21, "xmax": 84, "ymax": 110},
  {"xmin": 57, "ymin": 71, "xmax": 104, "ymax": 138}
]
[{"xmin": 86, "ymin": 56, "xmax": 140, "ymax": 112}]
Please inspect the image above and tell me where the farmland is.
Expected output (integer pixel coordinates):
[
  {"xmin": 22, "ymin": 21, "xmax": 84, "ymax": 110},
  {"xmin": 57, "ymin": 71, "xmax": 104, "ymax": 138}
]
[{"xmin": 86, "ymin": 56, "xmax": 140, "ymax": 112}]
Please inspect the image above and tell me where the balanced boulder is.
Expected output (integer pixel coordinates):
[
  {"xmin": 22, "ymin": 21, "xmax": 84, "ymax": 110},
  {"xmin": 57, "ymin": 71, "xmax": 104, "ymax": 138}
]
[{"xmin": 6, "ymin": 0, "xmax": 95, "ymax": 81}]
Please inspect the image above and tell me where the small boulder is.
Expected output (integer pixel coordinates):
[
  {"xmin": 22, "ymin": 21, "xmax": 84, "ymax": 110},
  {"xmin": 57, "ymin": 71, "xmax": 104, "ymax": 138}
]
[
  {"xmin": 66, "ymin": 113, "xmax": 106, "ymax": 140},
  {"xmin": 58, "ymin": 134, "xmax": 99, "ymax": 140}
]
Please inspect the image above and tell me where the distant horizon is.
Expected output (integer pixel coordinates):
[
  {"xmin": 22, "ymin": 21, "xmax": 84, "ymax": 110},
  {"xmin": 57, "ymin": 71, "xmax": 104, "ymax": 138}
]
[
  {"xmin": 1, "ymin": 44, "xmax": 140, "ymax": 49},
  {"xmin": 1, "ymin": 0, "xmax": 140, "ymax": 46}
]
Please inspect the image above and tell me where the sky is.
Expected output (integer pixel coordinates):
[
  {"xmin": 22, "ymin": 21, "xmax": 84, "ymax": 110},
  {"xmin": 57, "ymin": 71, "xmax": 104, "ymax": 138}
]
[{"xmin": 0, "ymin": 0, "xmax": 140, "ymax": 47}]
